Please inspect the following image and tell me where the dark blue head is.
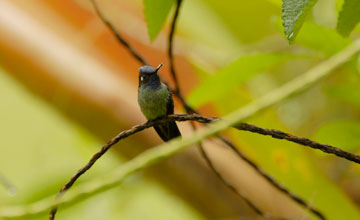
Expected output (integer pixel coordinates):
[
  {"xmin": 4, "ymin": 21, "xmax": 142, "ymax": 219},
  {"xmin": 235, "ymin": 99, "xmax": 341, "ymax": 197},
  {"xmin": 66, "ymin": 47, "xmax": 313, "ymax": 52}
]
[
  {"xmin": 138, "ymin": 64, "xmax": 163, "ymax": 87},
  {"xmin": 139, "ymin": 65, "xmax": 157, "ymax": 75}
]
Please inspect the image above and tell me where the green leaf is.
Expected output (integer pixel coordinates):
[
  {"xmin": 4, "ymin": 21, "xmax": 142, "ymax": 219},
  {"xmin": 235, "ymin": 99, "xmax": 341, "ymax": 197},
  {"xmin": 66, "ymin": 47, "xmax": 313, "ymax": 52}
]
[
  {"xmin": 314, "ymin": 120, "xmax": 360, "ymax": 152},
  {"xmin": 337, "ymin": 0, "xmax": 360, "ymax": 37},
  {"xmin": 143, "ymin": 0, "xmax": 175, "ymax": 42},
  {"xmin": 187, "ymin": 53, "xmax": 293, "ymax": 107},
  {"xmin": 325, "ymin": 85, "xmax": 360, "ymax": 107},
  {"xmin": 281, "ymin": 0, "xmax": 319, "ymax": 44},
  {"xmin": 296, "ymin": 21, "xmax": 352, "ymax": 55}
]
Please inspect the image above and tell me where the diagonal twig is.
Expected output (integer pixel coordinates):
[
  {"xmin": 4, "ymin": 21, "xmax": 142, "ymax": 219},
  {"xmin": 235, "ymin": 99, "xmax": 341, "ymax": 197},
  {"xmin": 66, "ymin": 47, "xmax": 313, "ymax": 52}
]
[
  {"xmin": 47, "ymin": 115, "xmax": 194, "ymax": 219},
  {"xmin": 217, "ymin": 136, "xmax": 326, "ymax": 220},
  {"xmin": 168, "ymin": 0, "xmax": 182, "ymax": 93},
  {"xmin": 90, "ymin": 0, "xmax": 148, "ymax": 65},
  {"xmin": 192, "ymin": 118, "xmax": 277, "ymax": 220},
  {"xmin": 234, "ymin": 123, "xmax": 360, "ymax": 164},
  {"xmin": 198, "ymin": 144, "xmax": 284, "ymax": 220}
]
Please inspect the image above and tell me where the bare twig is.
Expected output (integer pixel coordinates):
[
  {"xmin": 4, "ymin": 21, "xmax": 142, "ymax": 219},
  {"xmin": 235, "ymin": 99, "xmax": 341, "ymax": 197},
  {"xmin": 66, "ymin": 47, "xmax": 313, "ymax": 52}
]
[
  {"xmin": 90, "ymin": 0, "xmax": 148, "ymax": 65},
  {"xmin": 166, "ymin": 0, "xmax": 197, "ymax": 113},
  {"xmin": 45, "ymin": 113, "xmax": 205, "ymax": 219},
  {"xmin": 234, "ymin": 123, "xmax": 360, "ymax": 164},
  {"xmin": 191, "ymin": 115, "xmax": 277, "ymax": 220},
  {"xmin": 168, "ymin": 0, "xmax": 182, "ymax": 93},
  {"xmin": 48, "ymin": 115, "xmax": 183, "ymax": 219},
  {"xmin": 217, "ymin": 136, "xmax": 326, "ymax": 220},
  {"xmin": 47, "ymin": 114, "xmax": 209, "ymax": 219},
  {"xmin": 193, "ymin": 125, "xmax": 325, "ymax": 219},
  {"xmin": 198, "ymin": 144, "xmax": 283, "ymax": 220},
  {"xmin": 171, "ymin": 114, "xmax": 359, "ymax": 164}
]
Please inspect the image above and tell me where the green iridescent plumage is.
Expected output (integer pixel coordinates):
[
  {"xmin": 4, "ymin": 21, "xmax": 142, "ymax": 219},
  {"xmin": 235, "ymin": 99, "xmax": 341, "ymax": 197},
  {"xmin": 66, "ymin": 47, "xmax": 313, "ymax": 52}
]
[{"xmin": 138, "ymin": 83, "xmax": 169, "ymax": 120}]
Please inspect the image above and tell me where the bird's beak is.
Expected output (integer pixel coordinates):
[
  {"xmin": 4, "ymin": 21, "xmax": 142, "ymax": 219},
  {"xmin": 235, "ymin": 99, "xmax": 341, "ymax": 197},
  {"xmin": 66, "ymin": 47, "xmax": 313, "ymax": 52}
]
[{"xmin": 155, "ymin": 63, "xmax": 163, "ymax": 73}]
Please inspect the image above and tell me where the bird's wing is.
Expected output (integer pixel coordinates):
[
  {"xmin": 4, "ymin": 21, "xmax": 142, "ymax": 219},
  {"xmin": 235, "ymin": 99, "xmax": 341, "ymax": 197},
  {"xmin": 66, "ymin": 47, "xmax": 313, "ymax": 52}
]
[
  {"xmin": 166, "ymin": 87, "xmax": 181, "ymax": 139},
  {"xmin": 152, "ymin": 87, "xmax": 181, "ymax": 142},
  {"xmin": 166, "ymin": 87, "xmax": 174, "ymax": 115}
]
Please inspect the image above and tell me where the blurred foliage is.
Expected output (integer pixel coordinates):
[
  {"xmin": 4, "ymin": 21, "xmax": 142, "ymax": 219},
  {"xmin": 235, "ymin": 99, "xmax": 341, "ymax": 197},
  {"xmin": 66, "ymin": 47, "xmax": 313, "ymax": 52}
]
[
  {"xmin": 325, "ymin": 84, "xmax": 360, "ymax": 107},
  {"xmin": 293, "ymin": 21, "xmax": 351, "ymax": 55},
  {"xmin": 187, "ymin": 53, "xmax": 295, "ymax": 107}
]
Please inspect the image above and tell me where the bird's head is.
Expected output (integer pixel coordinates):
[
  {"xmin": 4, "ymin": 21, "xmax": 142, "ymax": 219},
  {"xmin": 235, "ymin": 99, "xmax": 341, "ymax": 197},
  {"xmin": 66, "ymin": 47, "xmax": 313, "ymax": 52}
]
[{"xmin": 138, "ymin": 64, "xmax": 162, "ymax": 87}]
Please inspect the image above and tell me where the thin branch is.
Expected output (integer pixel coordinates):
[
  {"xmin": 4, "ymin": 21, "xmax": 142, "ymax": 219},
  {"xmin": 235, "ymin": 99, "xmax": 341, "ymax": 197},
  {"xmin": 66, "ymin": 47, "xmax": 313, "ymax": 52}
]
[
  {"xmin": 190, "ymin": 119, "xmax": 326, "ymax": 219},
  {"xmin": 179, "ymin": 114, "xmax": 360, "ymax": 164},
  {"xmin": 198, "ymin": 144, "xmax": 284, "ymax": 220},
  {"xmin": 191, "ymin": 116, "xmax": 279, "ymax": 219},
  {"xmin": 47, "ymin": 116, "xmax": 182, "ymax": 219},
  {"xmin": 217, "ymin": 136, "xmax": 326, "ymax": 220},
  {"xmin": 46, "ymin": 114, "xmax": 211, "ymax": 219},
  {"xmin": 168, "ymin": 0, "xmax": 183, "ymax": 93},
  {"xmin": 234, "ymin": 123, "xmax": 360, "ymax": 164},
  {"xmin": 90, "ymin": 0, "xmax": 148, "ymax": 65},
  {"xmin": 166, "ymin": 0, "xmax": 197, "ymax": 113}
]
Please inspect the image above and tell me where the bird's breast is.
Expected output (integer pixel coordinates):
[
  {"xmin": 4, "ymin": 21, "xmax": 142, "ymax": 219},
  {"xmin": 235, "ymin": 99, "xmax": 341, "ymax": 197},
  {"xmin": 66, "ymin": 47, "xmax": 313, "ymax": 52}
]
[{"xmin": 138, "ymin": 84, "xmax": 169, "ymax": 120}]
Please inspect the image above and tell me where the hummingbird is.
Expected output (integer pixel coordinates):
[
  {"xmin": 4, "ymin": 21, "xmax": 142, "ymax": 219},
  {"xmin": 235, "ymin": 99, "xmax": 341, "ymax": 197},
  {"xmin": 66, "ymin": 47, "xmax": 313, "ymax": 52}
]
[{"xmin": 137, "ymin": 64, "xmax": 181, "ymax": 141}]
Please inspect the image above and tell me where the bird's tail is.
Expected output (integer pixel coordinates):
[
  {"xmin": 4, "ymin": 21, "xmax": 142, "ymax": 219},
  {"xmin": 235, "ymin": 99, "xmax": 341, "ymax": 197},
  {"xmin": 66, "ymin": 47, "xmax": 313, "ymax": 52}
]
[{"xmin": 154, "ymin": 122, "xmax": 181, "ymax": 142}]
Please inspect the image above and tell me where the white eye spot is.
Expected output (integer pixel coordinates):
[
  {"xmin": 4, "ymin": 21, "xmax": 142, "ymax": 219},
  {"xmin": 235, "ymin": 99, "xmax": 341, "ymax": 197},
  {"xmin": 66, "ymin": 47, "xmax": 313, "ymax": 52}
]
[{"xmin": 140, "ymin": 76, "xmax": 144, "ymax": 81}]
